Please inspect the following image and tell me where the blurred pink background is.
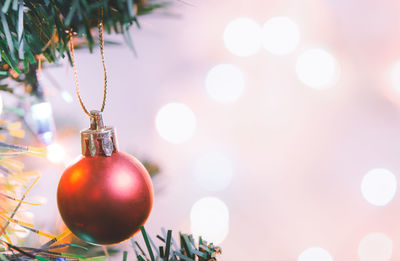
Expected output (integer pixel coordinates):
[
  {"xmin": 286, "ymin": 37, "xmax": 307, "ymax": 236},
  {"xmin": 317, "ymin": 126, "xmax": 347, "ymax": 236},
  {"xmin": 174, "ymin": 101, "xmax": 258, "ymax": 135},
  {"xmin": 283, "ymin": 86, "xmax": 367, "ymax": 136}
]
[{"xmin": 28, "ymin": 0, "xmax": 400, "ymax": 260}]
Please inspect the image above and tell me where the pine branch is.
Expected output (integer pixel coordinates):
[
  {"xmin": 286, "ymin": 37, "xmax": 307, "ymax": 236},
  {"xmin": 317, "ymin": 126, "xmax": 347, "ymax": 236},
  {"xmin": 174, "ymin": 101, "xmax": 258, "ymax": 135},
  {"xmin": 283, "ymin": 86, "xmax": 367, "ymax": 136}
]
[
  {"xmin": 132, "ymin": 227, "xmax": 222, "ymax": 261},
  {"xmin": 0, "ymin": 227, "xmax": 222, "ymax": 261},
  {"xmin": 0, "ymin": 0, "xmax": 169, "ymax": 81}
]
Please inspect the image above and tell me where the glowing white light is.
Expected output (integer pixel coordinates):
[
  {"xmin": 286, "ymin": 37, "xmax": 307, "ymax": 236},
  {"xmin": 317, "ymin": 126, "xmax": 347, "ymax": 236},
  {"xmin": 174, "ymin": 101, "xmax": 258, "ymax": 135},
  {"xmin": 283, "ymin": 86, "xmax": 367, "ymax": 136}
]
[
  {"xmin": 194, "ymin": 150, "xmax": 234, "ymax": 191},
  {"xmin": 205, "ymin": 64, "xmax": 245, "ymax": 103},
  {"xmin": 223, "ymin": 17, "xmax": 262, "ymax": 57},
  {"xmin": 40, "ymin": 131, "xmax": 54, "ymax": 145},
  {"xmin": 47, "ymin": 143, "xmax": 66, "ymax": 164},
  {"xmin": 298, "ymin": 247, "xmax": 333, "ymax": 261},
  {"xmin": 30, "ymin": 101, "xmax": 55, "ymax": 145},
  {"xmin": 32, "ymin": 195, "xmax": 48, "ymax": 205},
  {"xmin": 61, "ymin": 90, "xmax": 73, "ymax": 103},
  {"xmin": 15, "ymin": 211, "xmax": 34, "ymax": 238},
  {"xmin": 190, "ymin": 197, "xmax": 229, "ymax": 244},
  {"xmin": 296, "ymin": 49, "xmax": 339, "ymax": 89},
  {"xmin": 31, "ymin": 102, "xmax": 52, "ymax": 121},
  {"xmin": 155, "ymin": 103, "xmax": 196, "ymax": 144},
  {"xmin": 0, "ymin": 94, "xmax": 3, "ymax": 116},
  {"xmin": 262, "ymin": 17, "xmax": 300, "ymax": 55},
  {"xmin": 14, "ymin": 224, "xmax": 30, "ymax": 238},
  {"xmin": 389, "ymin": 61, "xmax": 400, "ymax": 93},
  {"xmin": 358, "ymin": 233, "xmax": 392, "ymax": 261},
  {"xmin": 361, "ymin": 168, "xmax": 397, "ymax": 206}
]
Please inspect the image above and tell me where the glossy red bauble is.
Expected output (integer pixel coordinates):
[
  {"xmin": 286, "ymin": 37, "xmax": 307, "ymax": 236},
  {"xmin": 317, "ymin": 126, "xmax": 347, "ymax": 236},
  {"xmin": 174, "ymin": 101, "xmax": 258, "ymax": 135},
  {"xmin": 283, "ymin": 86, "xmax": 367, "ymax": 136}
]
[{"xmin": 57, "ymin": 151, "xmax": 153, "ymax": 245}]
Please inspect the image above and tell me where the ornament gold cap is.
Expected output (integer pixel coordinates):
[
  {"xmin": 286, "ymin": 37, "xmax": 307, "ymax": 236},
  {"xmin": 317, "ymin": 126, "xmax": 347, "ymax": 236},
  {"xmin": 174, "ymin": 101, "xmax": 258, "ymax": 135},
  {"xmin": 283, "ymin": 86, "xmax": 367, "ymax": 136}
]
[{"xmin": 80, "ymin": 110, "xmax": 118, "ymax": 157}]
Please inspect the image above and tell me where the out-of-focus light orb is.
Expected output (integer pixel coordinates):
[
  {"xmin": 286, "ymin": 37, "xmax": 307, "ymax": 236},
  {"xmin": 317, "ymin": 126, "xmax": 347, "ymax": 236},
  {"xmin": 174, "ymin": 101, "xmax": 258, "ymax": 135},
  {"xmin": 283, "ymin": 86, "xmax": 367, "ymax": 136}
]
[
  {"xmin": 296, "ymin": 49, "xmax": 339, "ymax": 89},
  {"xmin": 262, "ymin": 16, "xmax": 300, "ymax": 55},
  {"xmin": 31, "ymin": 102, "xmax": 52, "ymax": 121},
  {"xmin": 361, "ymin": 168, "xmax": 397, "ymax": 206},
  {"xmin": 61, "ymin": 90, "xmax": 73, "ymax": 103},
  {"xmin": 40, "ymin": 131, "xmax": 54, "ymax": 145},
  {"xmin": 298, "ymin": 247, "xmax": 333, "ymax": 261},
  {"xmin": 389, "ymin": 61, "xmax": 400, "ymax": 93},
  {"xmin": 0, "ymin": 94, "xmax": 3, "ymax": 116},
  {"xmin": 14, "ymin": 224, "xmax": 30, "ymax": 238},
  {"xmin": 30, "ymin": 101, "xmax": 55, "ymax": 145},
  {"xmin": 223, "ymin": 17, "xmax": 262, "ymax": 57},
  {"xmin": 15, "ymin": 211, "xmax": 34, "ymax": 238},
  {"xmin": 155, "ymin": 103, "xmax": 196, "ymax": 144},
  {"xmin": 194, "ymin": 150, "xmax": 234, "ymax": 191},
  {"xmin": 190, "ymin": 197, "xmax": 229, "ymax": 244},
  {"xmin": 205, "ymin": 64, "xmax": 245, "ymax": 103},
  {"xmin": 46, "ymin": 143, "xmax": 66, "ymax": 164},
  {"xmin": 32, "ymin": 195, "xmax": 48, "ymax": 205},
  {"xmin": 358, "ymin": 233, "xmax": 392, "ymax": 261}
]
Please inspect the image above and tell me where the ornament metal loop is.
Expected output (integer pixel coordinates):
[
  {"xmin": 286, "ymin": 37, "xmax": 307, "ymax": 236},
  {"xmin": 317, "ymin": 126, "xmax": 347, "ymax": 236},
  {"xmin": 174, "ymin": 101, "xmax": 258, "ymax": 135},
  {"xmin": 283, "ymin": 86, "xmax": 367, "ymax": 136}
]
[{"xmin": 81, "ymin": 110, "xmax": 118, "ymax": 157}]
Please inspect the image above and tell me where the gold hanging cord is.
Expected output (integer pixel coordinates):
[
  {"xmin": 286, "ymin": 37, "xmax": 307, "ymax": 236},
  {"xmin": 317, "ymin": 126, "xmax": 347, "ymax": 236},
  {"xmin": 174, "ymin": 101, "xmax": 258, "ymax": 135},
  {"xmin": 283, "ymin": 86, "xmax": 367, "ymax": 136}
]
[{"xmin": 69, "ymin": 7, "xmax": 107, "ymax": 118}]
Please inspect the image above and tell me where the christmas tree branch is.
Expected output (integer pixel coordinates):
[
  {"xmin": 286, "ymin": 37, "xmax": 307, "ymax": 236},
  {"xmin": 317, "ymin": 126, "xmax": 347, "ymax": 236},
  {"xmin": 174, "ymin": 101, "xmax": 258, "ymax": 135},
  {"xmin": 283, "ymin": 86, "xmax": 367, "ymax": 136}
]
[{"xmin": 0, "ymin": 0, "xmax": 169, "ymax": 78}]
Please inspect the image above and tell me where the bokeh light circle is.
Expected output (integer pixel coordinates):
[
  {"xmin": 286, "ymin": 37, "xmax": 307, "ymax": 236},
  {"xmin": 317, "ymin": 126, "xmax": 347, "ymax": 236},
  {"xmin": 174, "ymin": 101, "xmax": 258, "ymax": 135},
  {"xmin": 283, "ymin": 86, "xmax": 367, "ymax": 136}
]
[
  {"xmin": 262, "ymin": 16, "xmax": 300, "ymax": 55},
  {"xmin": 205, "ymin": 64, "xmax": 245, "ymax": 103},
  {"xmin": 296, "ymin": 48, "xmax": 339, "ymax": 89},
  {"xmin": 389, "ymin": 60, "xmax": 400, "ymax": 93},
  {"xmin": 223, "ymin": 17, "xmax": 262, "ymax": 57},
  {"xmin": 14, "ymin": 211, "xmax": 34, "ymax": 238},
  {"xmin": 47, "ymin": 143, "xmax": 66, "ymax": 164},
  {"xmin": 298, "ymin": 247, "xmax": 333, "ymax": 261},
  {"xmin": 190, "ymin": 197, "xmax": 229, "ymax": 244},
  {"xmin": 361, "ymin": 168, "xmax": 397, "ymax": 206},
  {"xmin": 358, "ymin": 233, "xmax": 393, "ymax": 261},
  {"xmin": 155, "ymin": 103, "xmax": 196, "ymax": 144},
  {"xmin": 194, "ymin": 150, "xmax": 234, "ymax": 191},
  {"xmin": 0, "ymin": 94, "xmax": 3, "ymax": 116}
]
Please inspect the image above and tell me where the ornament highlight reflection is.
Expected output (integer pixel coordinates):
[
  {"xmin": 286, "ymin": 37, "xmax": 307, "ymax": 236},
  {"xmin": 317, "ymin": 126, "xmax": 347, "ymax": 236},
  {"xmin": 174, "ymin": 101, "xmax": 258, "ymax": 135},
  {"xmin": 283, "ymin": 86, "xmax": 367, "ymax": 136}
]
[
  {"xmin": 298, "ymin": 247, "xmax": 333, "ymax": 261},
  {"xmin": 223, "ymin": 17, "xmax": 262, "ymax": 57},
  {"xmin": 296, "ymin": 48, "xmax": 339, "ymax": 89},
  {"xmin": 155, "ymin": 103, "xmax": 196, "ymax": 144},
  {"xmin": 205, "ymin": 64, "xmax": 245, "ymax": 103},
  {"xmin": 190, "ymin": 197, "xmax": 229, "ymax": 244},
  {"xmin": 111, "ymin": 171, "xmax": 135, "ymax": 196},
  {"xmin": 358, "ymin": 233, "xmax": 393, "ymax": 261},
  {"xmin": 193, "ymin": 150, "xmax": 234, "ymax": 191},
  {"xmin": 361, "ymin": 168, "xmax": 397, "ymax": 206},
  {"xmin": 262, "ymin": 16, "xmax": 300, "ymax": 55}
]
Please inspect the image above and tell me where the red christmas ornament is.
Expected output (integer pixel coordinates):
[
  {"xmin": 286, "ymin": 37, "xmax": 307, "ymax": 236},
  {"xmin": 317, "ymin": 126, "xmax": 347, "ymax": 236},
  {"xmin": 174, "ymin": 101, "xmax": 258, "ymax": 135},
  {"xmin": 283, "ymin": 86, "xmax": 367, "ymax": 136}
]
[{"xmin": 57, "ymin": 111, "xmax": 153, "ymax": 245}]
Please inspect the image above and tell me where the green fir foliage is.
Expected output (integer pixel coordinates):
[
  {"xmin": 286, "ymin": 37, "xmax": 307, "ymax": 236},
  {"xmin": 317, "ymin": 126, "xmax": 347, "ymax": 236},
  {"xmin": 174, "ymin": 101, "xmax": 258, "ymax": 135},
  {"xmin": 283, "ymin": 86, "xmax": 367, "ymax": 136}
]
[
  {"xmin": 0, "ymin": 227, "xmax": 222, "ymax": 260},
  {"xmin": 0, "ymin": 0, "xmax": 168, "ymax": 77}
]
